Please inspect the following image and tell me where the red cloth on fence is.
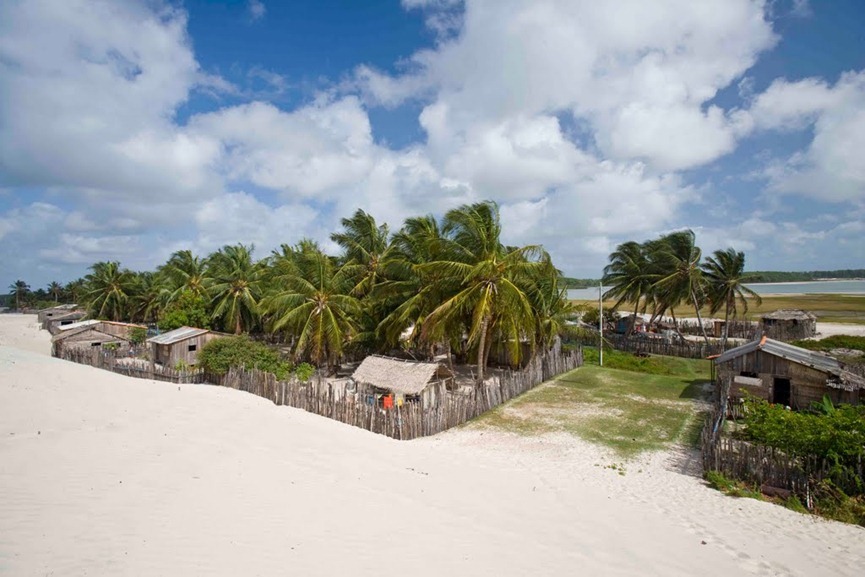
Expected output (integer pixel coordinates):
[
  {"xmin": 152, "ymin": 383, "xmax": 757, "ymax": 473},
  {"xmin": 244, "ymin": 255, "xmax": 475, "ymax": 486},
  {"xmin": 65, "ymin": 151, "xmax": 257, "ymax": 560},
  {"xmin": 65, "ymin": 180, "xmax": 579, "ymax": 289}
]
[{"xmin": 383, "ymin": 395, "xmax": 394, "ymax": 409}]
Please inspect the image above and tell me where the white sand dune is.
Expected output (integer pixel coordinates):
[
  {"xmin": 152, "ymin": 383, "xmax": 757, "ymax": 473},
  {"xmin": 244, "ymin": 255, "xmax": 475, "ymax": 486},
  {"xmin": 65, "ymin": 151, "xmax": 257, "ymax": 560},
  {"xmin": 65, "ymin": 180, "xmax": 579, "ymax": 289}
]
[{"xmin": 1, "ymin": 314, "xmax": 863, "ymax": 576}]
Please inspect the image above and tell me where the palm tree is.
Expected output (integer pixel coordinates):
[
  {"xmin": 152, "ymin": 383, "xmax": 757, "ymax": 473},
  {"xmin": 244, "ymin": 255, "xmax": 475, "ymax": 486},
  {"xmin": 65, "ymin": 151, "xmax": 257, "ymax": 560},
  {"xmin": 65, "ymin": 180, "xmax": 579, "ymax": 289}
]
[
  {"xmin": 330, "ymin": 209, "xmax": 392, "ymax": 297},
  {"xmin": 422, "ymin": 201, "xmax": 546, "ymax": 383},
  {"xmin": 64, "ymin": 278, "xmax": 85, "ymax": 304},
  {"xmin": 602, "ymin": 241, "xmax": 652, "ymax": 336},
  {"xmin": 160, "ymin": 250, "xmax": 211, "ymax": 302},
  {"xmin": 131, "ymin": 271, "xmax": 169, "ymax": 324},
  {"xmin": 261, "ymin": 242, "xmax": 360, "ymax": 372},
  {"xmin": 82, "ymin": 262, "xmax": 137, "ymax": 321},
  {"xmin": 8, "ymin": 280, "xmax": 30, "ymax": 310},
  {"xmin": 47, "ymin": 281, "xmax": 63, "ymax": 303},
  {"xmin": 702, "ymin": 248, "xmax": 762, "ymax": 347},
  {"xmin": 651, "ymin": 230, "xmax": 710, "ymax": 345},
  {"xmin": 208, "ymin": 244, "xmax": 262, "ymax": 334}
]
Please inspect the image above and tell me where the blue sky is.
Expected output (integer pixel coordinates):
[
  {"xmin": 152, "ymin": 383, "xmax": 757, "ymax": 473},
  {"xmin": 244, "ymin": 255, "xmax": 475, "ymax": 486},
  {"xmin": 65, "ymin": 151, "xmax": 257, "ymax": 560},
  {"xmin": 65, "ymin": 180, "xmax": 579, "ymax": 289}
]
[{"xmin": 1, "ymin": 0, "xmax": 863, "ymax": 291}]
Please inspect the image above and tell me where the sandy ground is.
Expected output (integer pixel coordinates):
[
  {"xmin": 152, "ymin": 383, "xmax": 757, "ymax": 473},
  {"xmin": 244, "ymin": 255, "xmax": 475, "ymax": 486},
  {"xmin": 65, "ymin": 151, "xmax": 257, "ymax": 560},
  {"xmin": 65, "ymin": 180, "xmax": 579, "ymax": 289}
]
[{"xmin": 1, "ymin": 314, "xmax": 863, "ymax": 576}]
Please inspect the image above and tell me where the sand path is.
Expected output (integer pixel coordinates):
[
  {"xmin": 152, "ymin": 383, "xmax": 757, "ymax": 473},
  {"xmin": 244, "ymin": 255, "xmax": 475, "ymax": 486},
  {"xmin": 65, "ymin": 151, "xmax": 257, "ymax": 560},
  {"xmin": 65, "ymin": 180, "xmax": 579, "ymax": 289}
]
[{"xmin": 1, "ymin": 314, "xmax": 863, "ymax": 576}]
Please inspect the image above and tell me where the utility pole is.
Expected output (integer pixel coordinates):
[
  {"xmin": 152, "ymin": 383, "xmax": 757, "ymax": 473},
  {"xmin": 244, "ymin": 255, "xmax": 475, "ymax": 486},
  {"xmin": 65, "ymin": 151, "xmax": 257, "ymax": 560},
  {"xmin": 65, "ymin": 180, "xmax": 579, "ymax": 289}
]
[{"xmin": 599, "ymin": 282, "xmax": 603, "ymax": 367}]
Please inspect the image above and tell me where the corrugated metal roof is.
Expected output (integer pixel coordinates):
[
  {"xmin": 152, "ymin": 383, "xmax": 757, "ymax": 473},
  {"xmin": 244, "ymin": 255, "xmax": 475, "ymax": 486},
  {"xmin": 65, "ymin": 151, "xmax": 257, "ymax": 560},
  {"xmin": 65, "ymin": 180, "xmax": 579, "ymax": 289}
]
[
  {"xmin": 55, "ymin": 319, "xmax": 99, "ymax": 332},
  {"xmin": 146, "ymin": 326, "xmax": 210, "ymax": 345},
  {"xmin": 716, "ymin": 337, "xmax": 841, "ymax": 373},
  {"xmin": 715, "ymin": 337, "xmax": 865, "ymax": 391}
]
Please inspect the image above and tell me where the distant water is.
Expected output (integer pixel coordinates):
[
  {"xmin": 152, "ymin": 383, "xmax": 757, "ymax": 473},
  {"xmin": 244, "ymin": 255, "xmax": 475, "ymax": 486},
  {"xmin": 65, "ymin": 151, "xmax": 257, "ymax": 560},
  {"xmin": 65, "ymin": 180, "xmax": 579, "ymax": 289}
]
[{"xmin": 568, "ymin": 279, "xmax": 865, "ymax": 300}]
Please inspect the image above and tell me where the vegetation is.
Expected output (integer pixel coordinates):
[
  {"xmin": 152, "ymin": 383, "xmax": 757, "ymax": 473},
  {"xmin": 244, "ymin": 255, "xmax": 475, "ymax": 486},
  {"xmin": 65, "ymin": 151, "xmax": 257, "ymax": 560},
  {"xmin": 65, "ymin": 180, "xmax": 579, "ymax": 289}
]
[
  {"xmin": 740, "ymin": 396, "xmax": 865, "ymax": 496},
  {"xmin": 474, "ymin": 352, "xmax": 708, "ymax": 457},
  {"xmin": 742, "ymin": 269, "xmax": 865, "ymax": 283},
  {"xmin": 12, "ymin": 201, "xmax": 569, "ymax": 377},
  {"xmin": 601, "ymin": 230, "xmax": 759, "ymax": 342},
  {"xmin": 198, "ymin": 336, "xmax": 293, "ymax": 379},
  {"xmin": 561, "ymin": 277, "xmax": 599, "ymax": 289},
  {"xmin": 791, "ymin": 335, "xmax": 865, "ymax": 354}
]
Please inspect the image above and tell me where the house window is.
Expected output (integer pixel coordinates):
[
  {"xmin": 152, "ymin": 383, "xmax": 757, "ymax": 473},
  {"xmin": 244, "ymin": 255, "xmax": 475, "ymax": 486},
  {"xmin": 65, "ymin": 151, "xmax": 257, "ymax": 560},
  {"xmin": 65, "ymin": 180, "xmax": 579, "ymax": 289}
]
[
  {"xmin": 740, "ymin": 371, "xmax": 758, "ymax": 378},
  {"xmin": 188, "ymin": 344, "xmax": 197, "ymax": 352},
  {"xmin": 91, "ymin": 342, "xmax": 101, "ymax": 347}
]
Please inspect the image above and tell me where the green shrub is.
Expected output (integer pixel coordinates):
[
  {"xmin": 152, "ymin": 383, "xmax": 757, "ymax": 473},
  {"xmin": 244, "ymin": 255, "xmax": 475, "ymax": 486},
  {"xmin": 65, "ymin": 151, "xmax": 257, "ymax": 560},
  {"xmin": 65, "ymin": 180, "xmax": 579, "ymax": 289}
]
[
  {"xmin": 159, "ymin": 291, "xmax": 211, "ymax": 332},
  {"xmin": 129, "ymin": 326, "xmax": 147, "ymax": 345},
  {"xmin": 198, "ymin": 336, "xmax": 291, "ymax": 379},
  {"xmin": 791, "ymin": 335, "xmax": 865, "ymax": 353},
  {"xmin": 294, "ymin": 362, "xmax": 316, "ymax": 382},
  {"xmin": 741, "ymin": 397, "xmax": 865, "ymax": 495}
]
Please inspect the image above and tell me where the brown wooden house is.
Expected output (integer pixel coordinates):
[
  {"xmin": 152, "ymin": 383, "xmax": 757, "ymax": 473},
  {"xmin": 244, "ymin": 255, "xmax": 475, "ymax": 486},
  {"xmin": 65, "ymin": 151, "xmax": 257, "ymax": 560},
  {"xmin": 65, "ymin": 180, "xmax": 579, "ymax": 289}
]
[
  {"xmin": 147, "ymin": 326, "xmax": 225, "ymax": 369},
  {"xmin": 45, "ymin": 310, "xmax": 88, "ymax": 334},
  {"xmin": 351, "ymin": 355, "xmax": 455, "ymax": 409},
  {"xmin": 52, "ymin": 320, "xmax": 145, "ymax": 356},
  {"xmin": 715, "ymin": 336, "xmax": 865, "ymax": 409},
  {"xmin": 760, "ymin": 309, "xmax": 817, "ymax": 341},
  {"xmin": 38, "ymin": 304, "xmax": 80, "ymax": 326}
]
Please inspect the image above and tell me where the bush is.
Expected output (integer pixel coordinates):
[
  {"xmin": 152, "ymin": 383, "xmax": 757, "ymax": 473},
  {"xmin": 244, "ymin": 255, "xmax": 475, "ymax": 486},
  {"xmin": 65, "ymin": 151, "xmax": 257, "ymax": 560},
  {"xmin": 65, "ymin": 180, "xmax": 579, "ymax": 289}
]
[
  {"xmin": 129, "ymin": 326, "xmax": 147, "ymax": 345},
  {"xmin": 741, "ymin": 396, "xmax": 865, "ymax": 495},
  {"xmin": 159, "ymin": 291, "xmax": 211, "ymax": 332},
  {"xmin": 198, "ymin": 336, "xmax": 292, "ymax": 380},
  {"xmin": 791, "ymin": 335, "xmax": 865, "ymax": 354}
]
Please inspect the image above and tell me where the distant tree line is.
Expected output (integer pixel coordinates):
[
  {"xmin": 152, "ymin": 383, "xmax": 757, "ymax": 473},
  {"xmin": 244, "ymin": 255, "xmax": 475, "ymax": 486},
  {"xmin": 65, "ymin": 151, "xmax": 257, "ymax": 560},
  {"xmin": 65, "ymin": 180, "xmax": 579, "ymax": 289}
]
[
  {"xmin": 742, "ymin": 270, "xmax": 865, "ymax": 283},
  {"xmin": 601, "ymin": 230, "xmax": 760, "ymax": 347},
  {"xmin": 7, "ymin": 202, "xmax": 572, "ymax": 380}
]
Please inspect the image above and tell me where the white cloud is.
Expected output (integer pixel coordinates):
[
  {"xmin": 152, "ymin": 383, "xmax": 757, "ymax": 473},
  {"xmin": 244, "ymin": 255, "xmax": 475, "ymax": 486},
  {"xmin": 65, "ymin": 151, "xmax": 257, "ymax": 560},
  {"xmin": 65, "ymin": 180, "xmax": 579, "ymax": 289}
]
[
  {"xmin": 748, "ymin": 72, "xmax": 865, "ymax": 202},
  {"xmin": 248, "ymin": 0, "xmax": 266, "ymax": 22}
]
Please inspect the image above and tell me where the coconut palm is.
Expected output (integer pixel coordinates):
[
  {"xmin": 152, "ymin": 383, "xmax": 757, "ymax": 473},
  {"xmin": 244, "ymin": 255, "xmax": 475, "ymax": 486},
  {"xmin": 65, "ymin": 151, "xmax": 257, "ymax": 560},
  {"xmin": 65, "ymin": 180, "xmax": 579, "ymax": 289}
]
[
  {"xmin": 160, "ymin": 249, "xmax": 211, "ymax": 302},
  {"xmin": 330, "ymin": 209, "xmax": 392, "ymax": 297},
  {"xmin": 421, "ymin": 201, "xmax": 546, "ymax": 383},
  {"xmin": 602, "ymin": 241, "xmax": 652, "ymax": 336},
  {"xmin": 82, "ymin": 262, "xmax": 137, "ymax": 321},
  {"xmin": 651, "ymin": 230, "xmax": 710, "ymax": 344},
  {"xmin": 208, "ymin": 244, "xmax": 262, "ymax": 334},
  {"xmin": 261, "ymin": 242, "xmax": 360, "ymax": 372},
  {"xmin": 47, "ymin": 281, "xmax": 63, "ymax": 303},
  {"xmin": 702, "ymin": 248, "xmax": 762, "ymax": 347},
  {"xmin": 131, "ymin": 271, "xmax": 169, "ymax": 324},
  {"xmin": 8, "ymin": 280, "xmax": 30, "ymax": 310}
]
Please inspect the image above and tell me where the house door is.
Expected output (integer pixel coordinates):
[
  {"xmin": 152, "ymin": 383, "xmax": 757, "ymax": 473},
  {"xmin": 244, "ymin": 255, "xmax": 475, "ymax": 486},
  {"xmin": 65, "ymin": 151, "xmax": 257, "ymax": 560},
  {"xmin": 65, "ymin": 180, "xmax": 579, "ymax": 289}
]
[{"xmin": 772, "ymin": 378, "xmax": 791, "ymax": 406}]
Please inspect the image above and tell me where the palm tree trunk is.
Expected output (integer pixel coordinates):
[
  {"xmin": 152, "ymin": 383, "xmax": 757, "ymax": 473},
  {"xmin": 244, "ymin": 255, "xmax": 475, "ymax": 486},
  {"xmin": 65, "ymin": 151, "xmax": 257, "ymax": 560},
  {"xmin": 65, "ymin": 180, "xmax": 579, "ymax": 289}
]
[
  {"xmin": 626, "ymin": 299, "xmax": 640, "ymax": 338},
  {"xmin": 670, "ymin": 308, "xmax": 684, "ymax": 342},
  {"xmin": 476, "ymin": 316, "xmax": 489, "ymax": 384},
  {"xmin": 691, "ymin": 290, "xmax": 710, "ymax": 345},
  {"xmin": 722, "ymin": 294, "xmax": 732, "ymax": 348},
  {"xmin": 235, "ymin": 314, "xmax": 242, "ymax": 335}
]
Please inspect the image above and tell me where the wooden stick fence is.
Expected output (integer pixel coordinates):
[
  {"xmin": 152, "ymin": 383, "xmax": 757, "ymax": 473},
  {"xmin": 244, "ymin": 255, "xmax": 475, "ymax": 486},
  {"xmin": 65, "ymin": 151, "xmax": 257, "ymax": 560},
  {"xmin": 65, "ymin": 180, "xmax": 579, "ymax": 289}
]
[
  {"xmin": 56, "ymin": 344, "xmax": 582, "ymax": 440},
  {"xmin": 700, "ymin": 406, "xmax": 865, "ymax": 501}
]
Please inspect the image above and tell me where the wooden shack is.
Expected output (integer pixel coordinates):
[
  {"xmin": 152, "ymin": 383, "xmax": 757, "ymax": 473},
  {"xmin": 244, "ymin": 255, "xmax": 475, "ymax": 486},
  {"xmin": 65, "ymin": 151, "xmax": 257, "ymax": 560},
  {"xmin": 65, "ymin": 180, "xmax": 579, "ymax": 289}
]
[
  {"xmin": 760, "ymin": 309, "xmax": 817, "ymax": 341},
  {"xmin": 147, "ymin": 326, "xmax": 224, "ymax": 369},
  {"xmin": 45, "ymin": 310, "xmax": 88, "ymax": 334},
  {"xmin": 38, "ymin": 304, "xmax": 79, "ymax": 325},
  {"xmin": 715, "ymin": 336, "xmax": 865, "ymax": 409},
  {"xmin": 351, "ymin": 355, "xmax": 455, "ymax": 409},
  {"xmin": 52, "ymin": 320, "xmax": 145, "ymax": 356}
]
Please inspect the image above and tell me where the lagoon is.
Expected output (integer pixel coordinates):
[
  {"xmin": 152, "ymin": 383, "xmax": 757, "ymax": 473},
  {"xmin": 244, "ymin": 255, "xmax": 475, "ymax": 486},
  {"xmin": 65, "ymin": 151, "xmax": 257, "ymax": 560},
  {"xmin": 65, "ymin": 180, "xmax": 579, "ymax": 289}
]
[{"xmin": 567, "ymin": 279, "xmax": 865, "ymax": 300}]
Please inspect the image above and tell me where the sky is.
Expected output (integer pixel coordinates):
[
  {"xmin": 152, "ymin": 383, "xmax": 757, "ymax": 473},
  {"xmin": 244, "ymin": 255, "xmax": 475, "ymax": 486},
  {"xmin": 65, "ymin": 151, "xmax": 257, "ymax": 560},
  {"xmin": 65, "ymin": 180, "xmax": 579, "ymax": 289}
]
[{"xmin": 1, "ymin": 0, "xmax": 864, "ymax": 291}]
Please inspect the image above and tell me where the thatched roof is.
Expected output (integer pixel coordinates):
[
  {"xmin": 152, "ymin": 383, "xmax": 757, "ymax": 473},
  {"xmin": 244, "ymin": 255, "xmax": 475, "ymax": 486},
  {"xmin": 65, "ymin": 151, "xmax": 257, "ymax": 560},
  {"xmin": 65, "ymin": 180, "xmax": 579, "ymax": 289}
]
[
  {"xmin": 352, "ymin": 355, "xmax": 451, "ymax": 395},
  {"xmin": 761, "ymin": 309, "xmax": 817, "ymax": 321}
]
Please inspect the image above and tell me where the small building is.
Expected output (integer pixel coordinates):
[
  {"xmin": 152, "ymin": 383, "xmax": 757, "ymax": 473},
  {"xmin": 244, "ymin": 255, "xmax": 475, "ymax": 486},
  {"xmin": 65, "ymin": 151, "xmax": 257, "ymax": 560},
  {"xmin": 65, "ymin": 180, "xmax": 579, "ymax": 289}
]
[
  {"xmin": 37, "ymin": 304, "xmax": 79, "ymax": 325},
  {"xmin": 45, "ymin": 310, "xmax": 89, "ymax": 334},
  {"xmin": 615, "ymin": 314, "xmax": 645, "ymax": 335},
  {"xmin": 760, "ymin": 309, "xmax": 817, "ymax": 341},
  {"xmin": 351, "ymin": 355, "xmax": 455, "ymax": 409},
  {"xmin": 52, "ymin": 320, "xmax": 145, "ymax": 356},
  {"xmin": 715, "ymin": 336, "xmax": 865, "ymax": 409},
  {"xmin": 147, "ymin": 326, "xmax": 225, "ymax": 369}
]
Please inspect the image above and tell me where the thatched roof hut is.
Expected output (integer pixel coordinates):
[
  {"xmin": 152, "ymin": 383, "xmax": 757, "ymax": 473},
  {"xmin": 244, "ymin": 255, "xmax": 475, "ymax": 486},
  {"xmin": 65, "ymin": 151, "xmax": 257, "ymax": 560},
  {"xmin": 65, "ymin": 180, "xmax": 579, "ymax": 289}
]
[
  {"xmin": 760, "ymin": 309, "xmax": 817, "ymax": 341},
  {"xmin": 715, "ymin": 336, "xmax": 865, "ymax": 408},
  {"xmin": 351, "ymin": 355, "xmax": 454, "ymax": 408}
]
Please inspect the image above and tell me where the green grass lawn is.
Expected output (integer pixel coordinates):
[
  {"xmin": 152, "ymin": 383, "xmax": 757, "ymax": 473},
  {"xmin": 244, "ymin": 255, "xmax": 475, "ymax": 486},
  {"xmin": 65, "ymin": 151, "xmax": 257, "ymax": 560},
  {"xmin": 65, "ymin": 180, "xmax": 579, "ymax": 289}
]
[{"xmin": 473, "ymin": 351, "xmax": 711, "ymax": 458}]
